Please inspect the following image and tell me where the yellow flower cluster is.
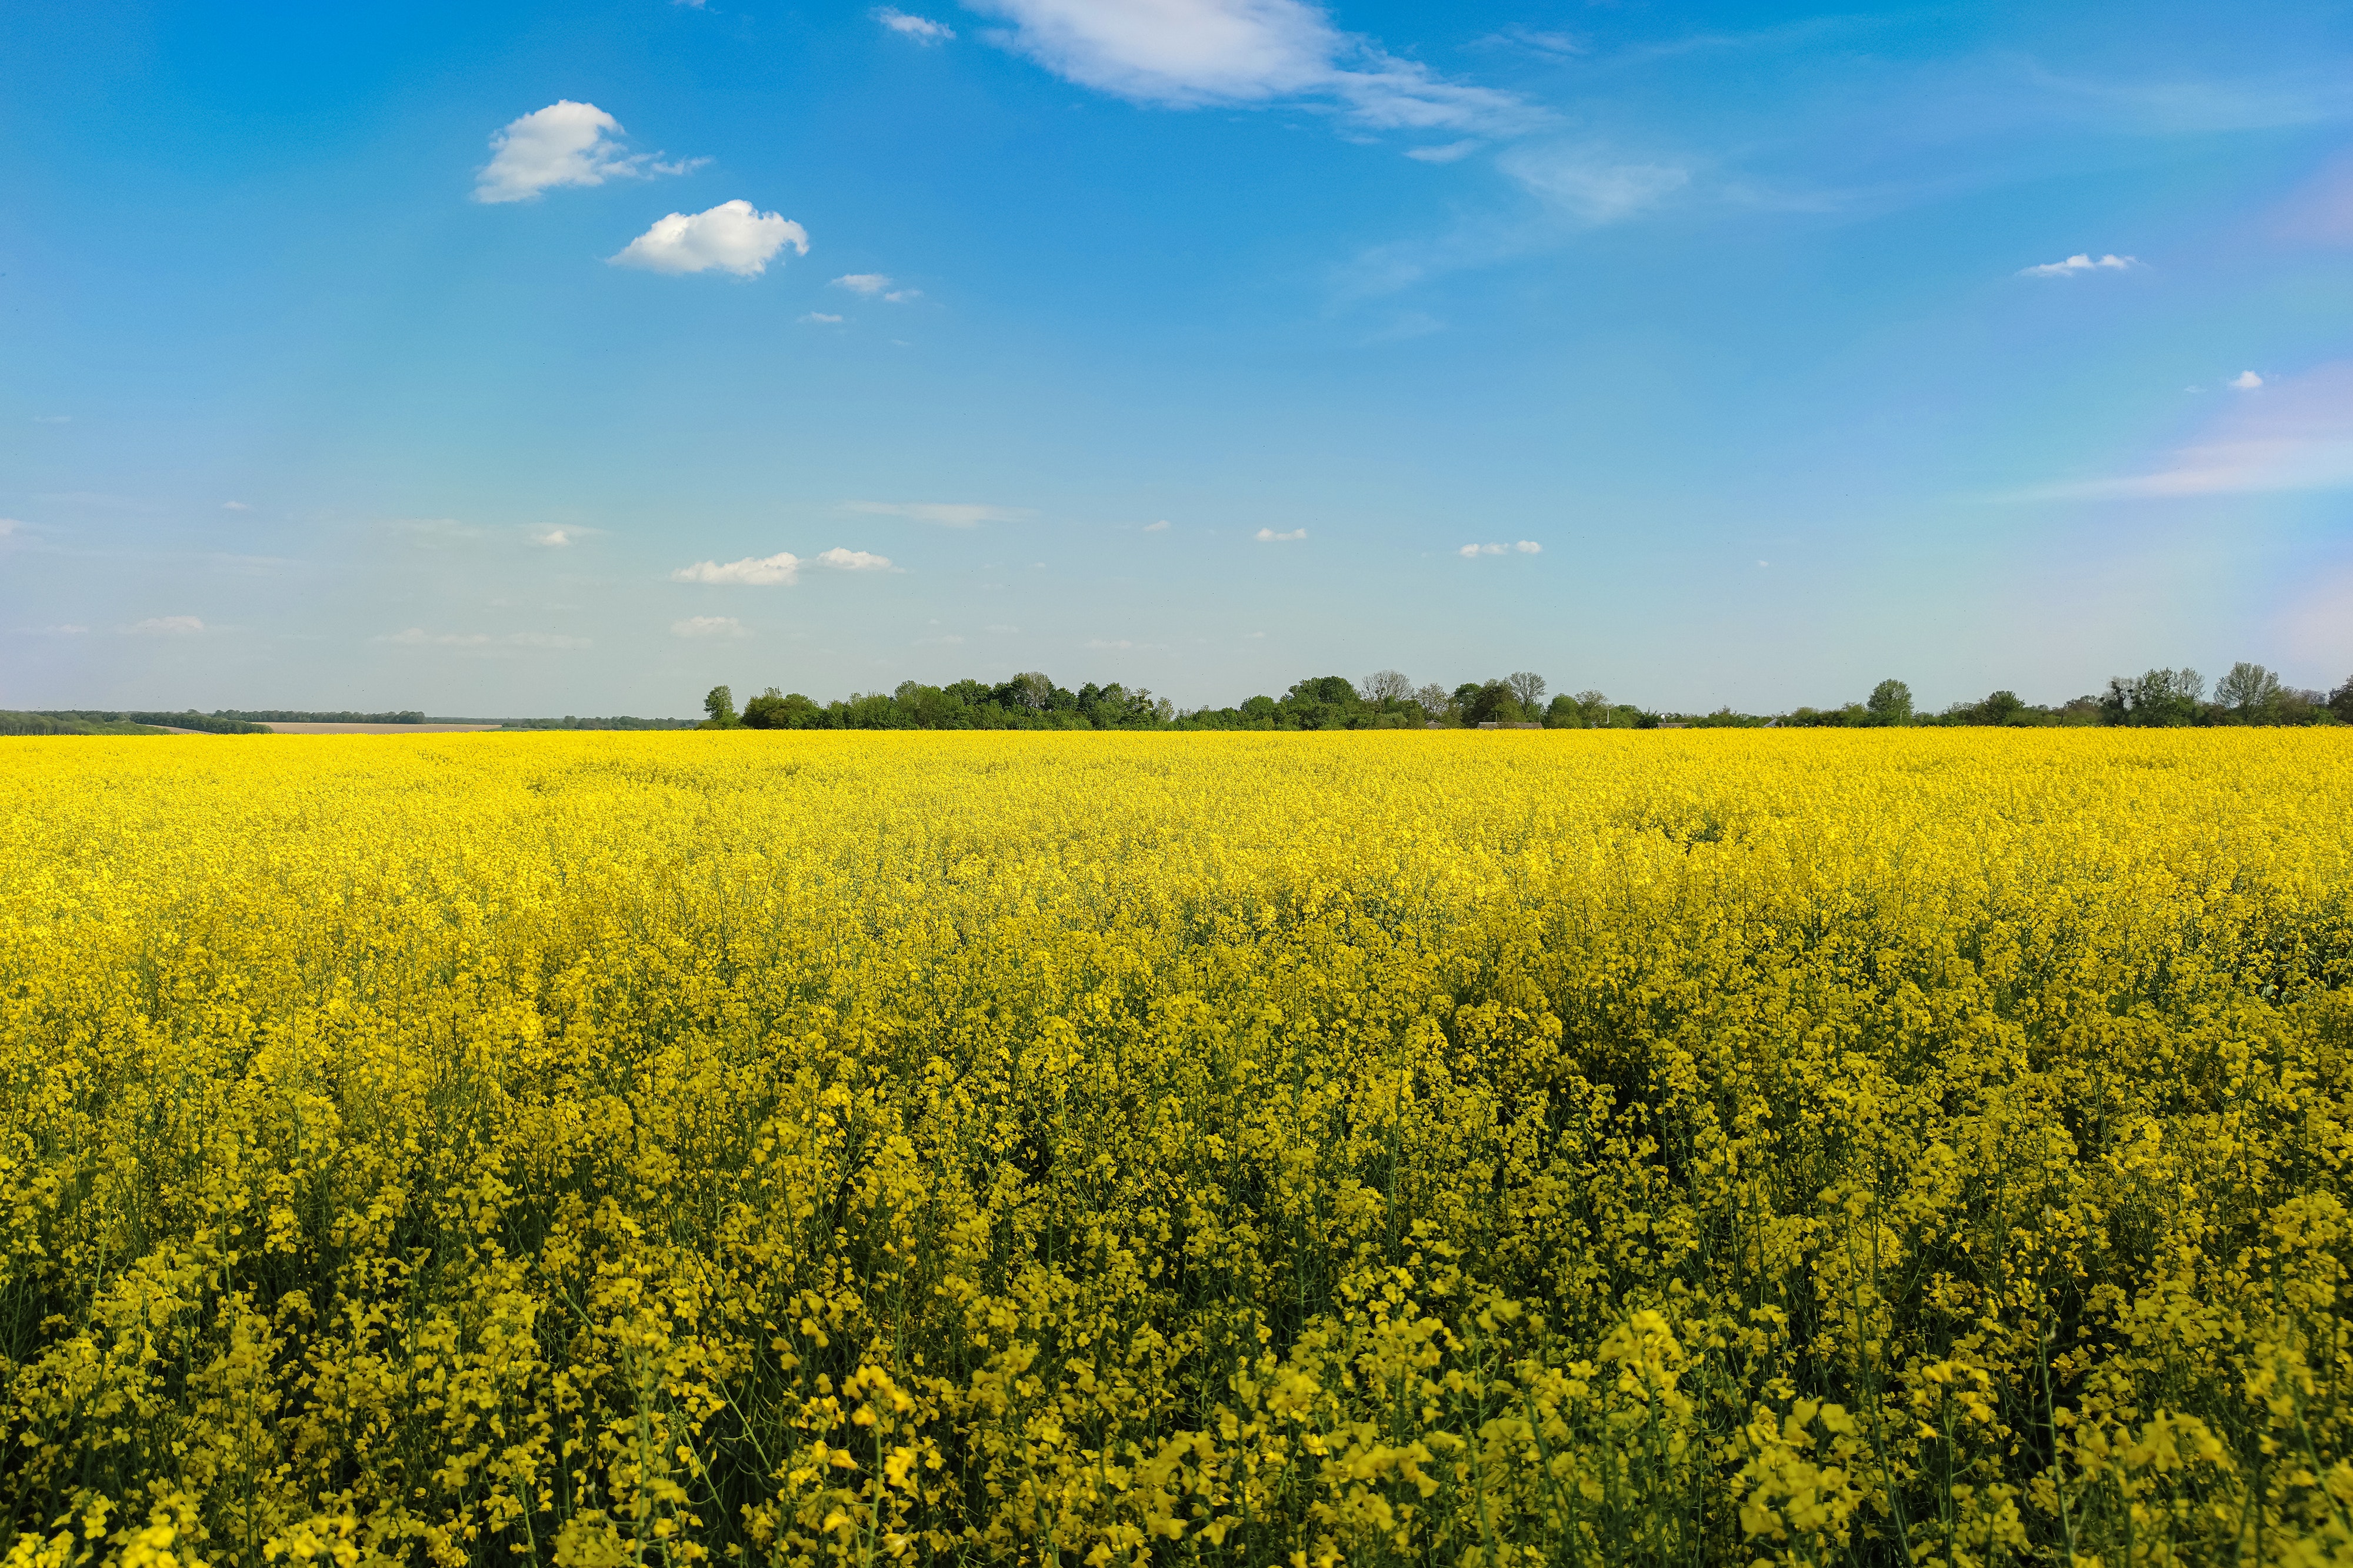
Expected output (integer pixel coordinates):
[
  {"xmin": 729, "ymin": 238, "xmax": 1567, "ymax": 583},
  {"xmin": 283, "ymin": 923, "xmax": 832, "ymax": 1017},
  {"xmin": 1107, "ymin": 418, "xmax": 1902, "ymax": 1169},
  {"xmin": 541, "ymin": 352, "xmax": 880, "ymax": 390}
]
[{"xmin": 4, "ymin": 729, "xmax": 2353, "ymax": 1567}]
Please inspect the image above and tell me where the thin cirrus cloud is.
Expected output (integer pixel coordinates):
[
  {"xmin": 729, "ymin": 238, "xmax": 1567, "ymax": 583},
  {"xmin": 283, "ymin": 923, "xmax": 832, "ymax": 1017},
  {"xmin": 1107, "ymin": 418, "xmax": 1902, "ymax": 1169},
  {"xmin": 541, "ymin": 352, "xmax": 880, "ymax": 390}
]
[
  {"xmin": 1459, "ymin": 541, "xmax": 1542, "ymax": 556},
  {"xmin": 875, "ymin": 7, "xmax": 954, "ymax": 43},
  {"xmin": 832, "ymin": 273, "xmax": 924, "ymax": 302},
  {"xmin": 671, "ymin": 616, "xmax": 749, "ymax": 638},
  {"xmin": 671, "ymin": 547, "xmax": 898, "ymax": 585},
  {"xmin": 611, "ymin": 202, "xmax": 808, "ymax": 276},
  {"xmin": 845, "ymin": 501, "xmax": 1028, "ymax": 526},
  {"xmin": 2017, "ymin": 252, "xmax": 2140, "ymax": 277},
  {"xmin": 966, "ymin": 0, "xmax": 1542, "ymax": 138},
  {"xmin": 472, "ymin": 101, "xmax": 704, "ymax": 204},
  {"xmin": 799, "ymin": 312, "xmax": 844, "ymax": 324},
  {"xmin": 124, "ymin": 615, "xmax": 204, "ymax": 635},
  {"xmin": 381, "ymin": 629, "xmax": 591, "ymax": 649},
  {"xmin": 2012, "ymin": 361, "xmax": 2353, "ymax": 499},
  {"xmin": 1255, "ymin": 526, "xmax": 1307, "ymax": 541}
]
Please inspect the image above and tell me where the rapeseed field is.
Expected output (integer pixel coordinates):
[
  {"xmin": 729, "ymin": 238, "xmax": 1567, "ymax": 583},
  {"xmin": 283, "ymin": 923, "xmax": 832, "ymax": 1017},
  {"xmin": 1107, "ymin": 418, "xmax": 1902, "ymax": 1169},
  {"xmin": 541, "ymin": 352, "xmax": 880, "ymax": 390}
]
[{"xmin": 5, "ymin": 729, "xmax": 2353, "ymax": 1568}]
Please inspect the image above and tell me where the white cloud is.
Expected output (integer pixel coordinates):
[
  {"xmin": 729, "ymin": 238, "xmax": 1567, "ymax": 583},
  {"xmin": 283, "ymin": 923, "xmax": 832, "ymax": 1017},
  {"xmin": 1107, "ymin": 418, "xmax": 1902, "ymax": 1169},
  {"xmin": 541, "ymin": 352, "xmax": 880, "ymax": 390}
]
[
  {"xmin": 1459, "ymin": 541, "xmax": 1541, "ymax": 556},
  {"xmin": 529, "ymin": 526, "xmax": 576, "ymax": 546},
  {"xmin": 834, "ymin": 273, "xmax": 892, "ymax": 295},
  {"xmin": 1498, "ymin": 144, "xmax": 1691, "ymax": 223},
  {"xmin": 125, "ymin": 615, "xmax": 204, "ymax": 635},
  {"xmin": 14, "ymin": 623, "xmax": 88, "ymax": 636},
  {"xmin": 876, "ymin": 8, "xmax": 955, "ymax": 43},
  {"xmin": 2017, "ymin": 252, "xmax": 2140, "ymax": 277},
  {"xmin": 2013, "ymin": 359, "xmax": 2353, "ymax": 499},
  {"xmin": 672, "ymin": 615, "xmax": 749, "ymax": 638},
  {"xmin": 2230, "ymin": 369, "xmax": 2265, "ymax": 390},
  {"xmin": 1406, "ymin": 140, "xmax": 1481, "ymax": 164},
  {"xmin": 845, "ymin": 500, "xmax": 1028, "ymax": 526},
  {"xmin": 611, "ymin": 201, "xmax": 808, "ymax": 276},
  {"xmin": 814, "ymin": 547, "xmax": 896, "ymax": 571},
  {"xmin": 1142, "ymin": 519, "xmax": 1171, "ymax": 532},
  {"xmin": 884, "ymin": 288, "xmax": 922, "ymax": 302},
  {"xmin": 474, "ymin": 101, "xmax": 691, "ymax": 203},
  {"xmin": 221, "ymin": 501, "xmax": 251, "ymax": 511},
  {"xmin": 1515, "ymin": 539, "xmax": 1541, "ymax": 553},
  {"xmin": 673, "ymin": 551, "xmax": 802, "ymax": 585},
  {"xmin": 969, "ymin": 0, "xmax": 1538, "ymax": 136},
  {"xmin": 1255, "ymin": 526, "xmax": 1307, "ymax": 541},
  {"xmin": 799, "ymin": 311, "xmax": 845, "ymax": 323},
  {"xmin": 382, "ymin": 628, "xmax": 589, "ymax": 649}
]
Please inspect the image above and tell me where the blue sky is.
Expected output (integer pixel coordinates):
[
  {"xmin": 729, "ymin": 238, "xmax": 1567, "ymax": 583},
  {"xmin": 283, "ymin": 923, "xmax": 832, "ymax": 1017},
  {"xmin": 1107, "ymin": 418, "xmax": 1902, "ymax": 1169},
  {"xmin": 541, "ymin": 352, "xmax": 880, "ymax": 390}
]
[{"xmin": 5, "ymin": 0, "xmax": 2351, "ymax": 715}]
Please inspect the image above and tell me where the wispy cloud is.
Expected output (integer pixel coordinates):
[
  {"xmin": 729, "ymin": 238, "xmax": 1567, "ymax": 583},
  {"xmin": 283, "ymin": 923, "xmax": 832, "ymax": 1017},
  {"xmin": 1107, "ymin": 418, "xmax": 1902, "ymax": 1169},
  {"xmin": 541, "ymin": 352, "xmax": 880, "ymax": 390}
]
[
  {"xmin": 611, "ymin": 201, "xmax": 808, "ymax": 276},
  {"xmin": 124, "ymin": 615, "xmax": 204, "ymax": 635},
  {"xmin": 1405, "ymin": 140, "xmax": 1481, "ymax": 164},
  {"xmin": 474, "ymin": 101, "xmax": 701, "ymax": 203},
  {"xmin": 2011, "ymin": 361, "xmax": 2353, "ymax": 499},
  {"xmin": 1459, "ymin": 541, "xmax": 1541, "ymax": 556},
  {"xmin": 381, "ymin": 628, "xmax": 591, "ymax": 649},
  {"xmin": 529, "ymin": 526, "xmax": 577, "ymax": 546},
  {"xmin": 221, "ymin": 501, "xmax": 252, "ymax": 512},
  {"xmin": 2018, "ymin": 252, "xmax": 2139, "ymax": 277},
  {"xmin": 1255, "ymin": 526, "xmax": 1307, "ymax": 542},
  {"xmin": 799, "ymin": 311, "xmax": 845, "ymax": 324},
  {"xmin": 875, "ymin": 6, "xmax": 954, "ymax": 43},
  {"xmin": 671, "ymin": 615, "xmax": 749, "ymax": 638},
  {"xmin": 969, "ymin": 0, "xmax": 1544, "ymax": 139},
  {"xmin": 14, "ymin": 623, "xmax": 88, "ymax": 636},
  {"xmin": 1142, "ymin": 519, "xmax": 1171, "ymax": 532},
  {"xmin": 845, "ymin": 501, "xmax": 1028, "ymax": 526}
]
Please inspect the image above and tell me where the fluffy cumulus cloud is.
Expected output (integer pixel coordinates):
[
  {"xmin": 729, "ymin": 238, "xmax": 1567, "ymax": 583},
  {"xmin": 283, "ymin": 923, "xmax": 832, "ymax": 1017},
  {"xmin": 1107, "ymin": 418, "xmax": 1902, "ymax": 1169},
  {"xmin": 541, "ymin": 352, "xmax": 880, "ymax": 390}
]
[
  {"xmin": 671, "ymin": 615, "xmax": 749, "ymax": 638},
  {"xmin": 529, "ymin": 527, "xmax": 576, "ymax": 546},
  {"xmin": 673, "ymin": 551, "xmax": 802, "ymax": 585},
  {"xmin": 2231, "ymin": 370, "xmax": 2265, "ymax": 390},
  {"xmin": 2018, "ymin": 252, "xmax": 2140, "ymax": 277},
  {"xmin": 968, "ymin": 0, "xmax": 1538, "ymax": 136},
  {"xmin": 875, "ymin": 7, "xmax": 955, "ymax": 42},
  {"xmin": 845, "ymin": 501, "xmax": 1027, "ymax": 526},
  {"xmin": 473, "ymin": 101, "xmax": 701, "ymax": 203},
  {"xmin": 1255, "ymin": 526, "xmax": 1307, "ymax": 541},
  {"xmin": 611, "ymin": 202, "xmax": 808, "ymax": 276},
  {"xmin": 672, "ymin": 547, "xmax": 895, "ymax": 584},
  {"xmin": 1459, "ymin": 541, "xmax": 1541, "ymax": 556},
  {"xmin": 814, "ymin": 547, "xmax": 896, "ymax": 571},
  {"xmin": 125, "ymin": 615, "xmax": 204, "ymax": 635}
]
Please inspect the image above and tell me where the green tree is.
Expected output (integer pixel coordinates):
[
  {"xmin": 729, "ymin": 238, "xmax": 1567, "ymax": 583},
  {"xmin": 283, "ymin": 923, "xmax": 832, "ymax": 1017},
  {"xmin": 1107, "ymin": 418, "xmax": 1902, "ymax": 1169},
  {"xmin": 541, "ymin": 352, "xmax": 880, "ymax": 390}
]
[
  {"xmin": 2216, "ymin": 661, "xmax": 2284, "ymax": 720},
  {"xmin": 740, "ymin": 687, "xmax": 789, "ymax": 729},
  {"xmin": 702, "ymin": 685, "xmax": 738, "ymax": 728},
  {"xmin": 1507, "ymin": 671, "xmax": 1547, "ymax": 714},
  {"xmin": 2333, "ymin": 675, "xmax": 2353, "ymax": 725},
  {"xmin": 1865, "ymin": 678, "xmax": 1913, "ymax": 726}
]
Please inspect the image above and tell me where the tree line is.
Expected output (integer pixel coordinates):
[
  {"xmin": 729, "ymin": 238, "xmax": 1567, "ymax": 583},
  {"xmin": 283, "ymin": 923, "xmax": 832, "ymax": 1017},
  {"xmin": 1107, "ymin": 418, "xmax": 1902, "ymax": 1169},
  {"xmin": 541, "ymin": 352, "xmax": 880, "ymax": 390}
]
[{"xmin": 701, "ymin": 663, "xmax": 2353, "ymax": 732}]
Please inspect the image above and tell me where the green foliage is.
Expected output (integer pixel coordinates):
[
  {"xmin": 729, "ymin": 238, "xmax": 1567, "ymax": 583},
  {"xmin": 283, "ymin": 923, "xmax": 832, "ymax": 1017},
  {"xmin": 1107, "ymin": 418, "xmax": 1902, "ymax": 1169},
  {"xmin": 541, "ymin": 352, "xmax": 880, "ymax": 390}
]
[{"xmin": 1865, "ymin": 678, "xmax": 1914, "ymax": 726}]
